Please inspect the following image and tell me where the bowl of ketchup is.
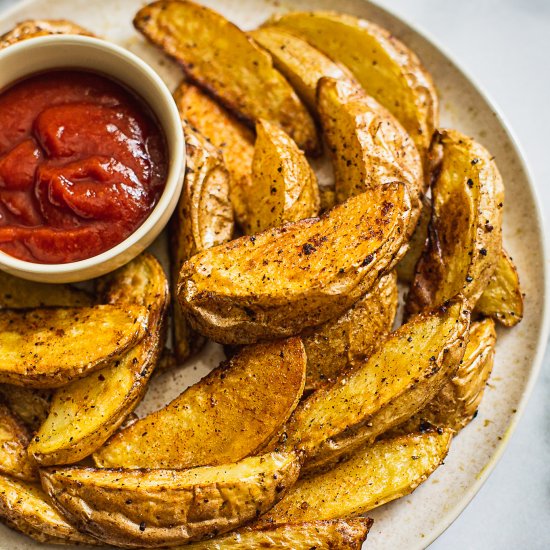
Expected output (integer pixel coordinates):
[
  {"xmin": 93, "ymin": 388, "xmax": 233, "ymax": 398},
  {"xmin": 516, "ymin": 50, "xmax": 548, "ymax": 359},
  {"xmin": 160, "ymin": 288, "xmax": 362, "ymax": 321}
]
[{"xmin": 0, "ymin": 35, "xmax": 185, "ymax": 282}]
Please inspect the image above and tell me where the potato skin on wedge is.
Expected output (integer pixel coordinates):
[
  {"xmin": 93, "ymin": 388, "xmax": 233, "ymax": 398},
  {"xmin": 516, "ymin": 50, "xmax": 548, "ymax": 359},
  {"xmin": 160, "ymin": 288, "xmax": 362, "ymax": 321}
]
[
  {"xmin": 406, "ymin": 129, "xmax": 504, "ymax": 316},
  {"xmin": 94, "ymin": 338, "xmax": 306, "ymax": 469},
  {"xmin": 249, "ymin": 119, "xmax": 320, "ymax": 234},
  {"xmin": 178, "ymin": 183, "xmax": 411, "ymax": 344},
  {"xmin": 134, "ymin": 1, "xmax": 319, "ymax": 155},
  {"xmin": 170, "ymin": 125, "xmax": 234, "ymax": 362},
  {"xmin": 0, "ymin": 305, "xmax": 147, "ymax": 388},
  {"xmin": 250, "ymin": 26, "xmax": 355, "ymax": 112},
  {"xmin": 317, "ymin": 77, "xmax": 424, "ymax": 226},
  {"xmin": 476, "ymin": 249, "xmax": 523, "ymax": 327},
  {"xmin": 0, "ymin": 475, "xmax": 98, "ymax": 545},
  {"xmin": 0, "ymin": 386, "xmax": 51, "ymax": 431},
  {"xmin": 259, "ymin": 430, "xmax": 451, "ymax": 524},
  {"xmin": 266, "ymin": 11, "xmax": 438, "ymax": 159},
  {"xmin": 387, "ymin": 318, "xmax": 496, "ymax": 435},
  {"xmin": 173, "ymin": 81, "xmax": 255, "ymax": 230},
  {"xmin": 276, "ymin": 299, "xmax": 469, "ymax": 473},
  {"xmin": 184, "ymin": 518, "xmax": 372, "ymax": 549},
  {"xmin": 28, "ymin": 254, "xmax": 169, "ymax": 466},
  {"xmin": 302, "ymin": 271, "xmax": 398, "ymax": 392},
  {"xmin": 41, "ymin": 451, "xmax": 301, "ymax": 548}
]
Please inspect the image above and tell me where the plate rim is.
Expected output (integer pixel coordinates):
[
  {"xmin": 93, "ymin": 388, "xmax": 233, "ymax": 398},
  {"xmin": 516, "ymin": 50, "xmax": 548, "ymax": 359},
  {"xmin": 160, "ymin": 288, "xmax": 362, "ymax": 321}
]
[{"xmin": 0, "ymin": 0, "xmax": 548, "ymax": 547}]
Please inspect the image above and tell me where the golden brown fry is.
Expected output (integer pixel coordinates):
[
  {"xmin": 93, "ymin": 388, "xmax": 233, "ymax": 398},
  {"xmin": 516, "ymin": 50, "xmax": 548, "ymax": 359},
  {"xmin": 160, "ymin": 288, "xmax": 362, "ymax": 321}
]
[
  {"xmin": 134, "ymin": 1, "xmax": 319, "ymax": 154},
  {"xmin": 302, "ymin": 271, "xmax": 398, "ymax": 392},
  {"xmin": 406, "ymin": 129, "xmax": 504, "ymax": 316},
  {"xmin": 29, "ymin": 254, "xmax": 169, "ymax": 465},
  {"xmin": 387, "ymin": 318, "xmax": 496, "ymax": 435},
  {"xmin": 184, "ymin": 518, "xmax": 373, "ymax": 549},
  {"xmin": 94, "ymin": 338, "xmax": 305, "ymax": 469},
  {"xmin": 476, "ymin": 249, "xmax": 523, "ymax": 327},
  {"xmin": 276, "ymin": 300, "xmax": 469, "ymax": 473},
  {"xmin": 178, "ymin": 183, "xmax": 411, "ymax": 344},
  {"xmin": 248, "ymin": 119, "xmax": 320, "ymax": 234},
  {"xmin": 259, "ymin": 430, "xmax": 452, "ymax": 524},
  {"xmin": 0, "ymin": 19, "xmax": 94, "ymax": 49},
  {"xmin": 170, "ymin": 125, "xmax": 234, "ymax": 362},
  {"xmin": 173, "ymin": 81, "xmax": 254, "ymax": 229},
  {"xmin": 0, "ymin": 386, "xmax": 51, "ymax": 431},
  {"xmin": 0, "ymin": 475, "xmax": 98, "ymax": 545},
  {"xmin": 0, "ymin": 402, "xmax": 36, "ymax": 481},
  {"xmin": 250, "ymin": 26, "xmax": 355, "ymax": 112},
  {"xmin": 266, "ymin": 11, "xmax": 438, "ymax": 158},
  {"xmin": 41, "ymin": 452, "xmax": 301, "ymax": 548},
  {"xmin": 319, "ymin": 185, "xmax": 336, "ymax": 212},
  {"xmin": 0, "ymin": 305, "xmax": 147, "ymax": 388}
]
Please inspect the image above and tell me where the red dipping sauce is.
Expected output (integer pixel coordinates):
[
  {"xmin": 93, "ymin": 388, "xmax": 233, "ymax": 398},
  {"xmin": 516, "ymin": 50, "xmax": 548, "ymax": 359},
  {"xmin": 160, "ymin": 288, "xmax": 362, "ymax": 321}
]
[{"xmin": 0, "ymin": 70, "xmax": 167, "ymax": 263}]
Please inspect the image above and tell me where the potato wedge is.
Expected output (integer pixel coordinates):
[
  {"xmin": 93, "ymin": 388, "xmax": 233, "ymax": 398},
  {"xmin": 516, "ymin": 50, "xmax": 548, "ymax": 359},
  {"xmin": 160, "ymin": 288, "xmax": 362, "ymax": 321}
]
[
  {"xmin": 0, "ymin": 475, "xmax": 98, "ymax": 545},
  {"xmin": 387, "ymin": 318, "xmax": 496, "ymax": 435},
  {"xmin": 184, "ymin": 518, "xmax": 372, "ymax": 549},
  {"xmin": 406, "ymin": 129, "xmax": 504, "ymax": 316},
  {"xmin": 178, "ymin": 183, "xmax": 411, "ymax": 344},
  {"xmin": 248, "ymin": 119, "xmax": 320, "ymax": 234},
  {"xmin": 476, "ymin": 249, "xmax": 523, "ymax": 326},
  {"xmin": 0, "ymin": 304, "xmax": 147, "ymax": 388},
  {"xmin": 396, "ymin": 195, "xmax": 432, "ymax": 282},
  {"xmin": 170, "ymin": 125, "xmax": 234, "ymax": 362},
  {"xmin": 0, "ymin": 386, "xmax": 51, "ymax": 431},
  {"xmin": 0, "ymin": 270, "xmax": 92, "ymax": 309},
  {"xmin": 276, "ymin": 299, "xmax": 469, "ymax": 473},
  {"xmin": 29, "ymin": 254, "xmax": 169, "ymax": 465},
  {"xmin": 250, "ymin": 26, "xmax": 355, "ymax": 112},
  {"xmin": 259, "ymin": 430, "xmax": 451, "ymax": 524},
  {"xmin": 134, "ymin": 1, "xmax": 319, "ymax": 155},
  {"xmin": 0, "ymin": 402, "xmax": 36, "ymax": 481},
  {"xmin": 317, "ymin": 77, "xmax": 424, "ymax": 232},
  {"xmin": 41, "ymin": 451, "xmax": 301, "ymax": 548},
  {"xmin": 93, "ymin": 338, "xmax": 305, "ymax": 469},
  {"xmin": 173, "ymin": 81, "xmax": 254, "ymax": 229},
  {"xmin": 266, "ymin": 11, "xmax": 438, "ymax": 158},
  {"xmin": 0, "ymin": 19, "xmax": 93, "ymax": 49},
  {"xmin": 319, "ymin": 185, "xmax": 336, "ymax": 212},
  {"xmin": 302, "ymin": 270, "xmax": 398, "ymax": 392}
]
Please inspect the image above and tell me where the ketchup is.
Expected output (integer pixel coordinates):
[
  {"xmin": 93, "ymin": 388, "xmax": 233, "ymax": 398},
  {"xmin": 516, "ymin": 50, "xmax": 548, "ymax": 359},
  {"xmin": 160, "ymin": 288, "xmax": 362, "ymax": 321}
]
[{"xmin": 0, "ymin": 70, "xmax": 167, "ymax": 263}]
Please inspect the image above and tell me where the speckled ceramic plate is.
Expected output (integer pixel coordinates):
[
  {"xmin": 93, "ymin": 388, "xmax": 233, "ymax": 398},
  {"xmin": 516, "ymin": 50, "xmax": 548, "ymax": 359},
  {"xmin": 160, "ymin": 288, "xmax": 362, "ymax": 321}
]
[{"xmin": 0, "ymin": 0, "xmax": 547, "ymax": 548}]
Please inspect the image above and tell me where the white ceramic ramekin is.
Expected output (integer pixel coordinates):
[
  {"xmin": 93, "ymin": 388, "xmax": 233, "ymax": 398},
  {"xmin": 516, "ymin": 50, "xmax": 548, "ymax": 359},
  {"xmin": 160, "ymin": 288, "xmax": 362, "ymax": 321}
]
[{"xmin": 0, "ymin": 35, "xmax": 185, "ymax": 283}]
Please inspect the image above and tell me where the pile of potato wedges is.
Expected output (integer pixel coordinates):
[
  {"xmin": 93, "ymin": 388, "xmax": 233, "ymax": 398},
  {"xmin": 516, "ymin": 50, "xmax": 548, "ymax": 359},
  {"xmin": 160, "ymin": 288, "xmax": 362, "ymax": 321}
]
[{"xmin": 0, "ymin": 2, "xmax": 524, "ymax": 548}]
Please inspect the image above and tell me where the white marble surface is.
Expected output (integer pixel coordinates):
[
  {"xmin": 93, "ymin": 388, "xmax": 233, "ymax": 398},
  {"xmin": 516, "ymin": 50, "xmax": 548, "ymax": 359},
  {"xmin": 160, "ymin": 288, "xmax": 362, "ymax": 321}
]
[{"xmin": 0, "ymin": 0, "xmax": 548, "ymax": 548}]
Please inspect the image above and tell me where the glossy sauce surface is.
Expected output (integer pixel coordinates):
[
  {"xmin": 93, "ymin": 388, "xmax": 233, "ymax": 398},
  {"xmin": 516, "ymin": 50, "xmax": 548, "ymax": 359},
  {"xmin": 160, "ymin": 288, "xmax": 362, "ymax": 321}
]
[{"xmin": 0, "ymin": 70, "xmax": 167, "ymax": 263}]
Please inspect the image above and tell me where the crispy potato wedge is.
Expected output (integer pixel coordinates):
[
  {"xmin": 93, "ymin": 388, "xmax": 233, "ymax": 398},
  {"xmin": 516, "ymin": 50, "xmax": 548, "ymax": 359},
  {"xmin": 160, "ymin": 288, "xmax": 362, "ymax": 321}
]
[
  {"xmin": 0, "ymin": 304, "xmax": 147, "ymax": 388},
  {"xmin": 41, "ymin": 451, "xmax": 301, "ymax": 548},
  {"xmin": 319, "ymin": 185, "xmax": 336, "ymax": 212},
  {"xmin": 0, "ymin": 386, "xmax": 51, "ymax": 431},
  {"xmin": 302, "ymin": 271, "xmax": 398, "ymax": 392},
  {"xmin": 178, "ymin": 183, "xmax": 411, "ymax": 344},
  {"xmin": 259, "ymin": 430, "xmax": 451, "ymax": 524},
  {"xmin": 0, "ymin": 475, "xmax": 98, "ymax": 545},
  {"xmin": 29, "ymin": 254, "xmax": 169, "ymax": 466},
  {"xmin": 248, "ymin": 119, "xmax": 320, "ymax": 234},
  {"xmin": 135, "ymin": 1, "xmax": 319, "ymax": 155},
  {"xmin": 406, "ymin": 129, "xmax": 504, "ymax": 316},
  {"xmin": 170, "ymin": 125, "xmax": 234, "ymax": 362},
  {"xmin": 276, "ymin": 300, "xmax": 469, "ymax": 473},
  {"xmin": 0, "ymin": 270, "xmax": 92, "ymax": 309},
  {"xmin": 0, "ymin": 402, "xmax": 36, "ymax": 481},
  {"xmin": 476, "ymin": 249, "xmax": 524, "ymax": 327},
  {"xmin": 184, "ymin": 518, "xmax": 372, "ymax": 549},
  {"xmin": 266, "ymin": 11, "xmax": 438, "ymax": 158},
  {"xmin": 317, "ymin": 77, "xmax": 424, "ymax": 232},
  {"xmin": 250, "ymin": 26, "xmax": 355, "ymax": 112},
  {"xmin": 387, "ymin": 318, "xmax": 496, "ymax": 435},
  {"xmin": 93, "ymin": 338, "xmax": 305, "ymax": 469},
  {"xmin": 0, "ymin": 19, "xmax": 93, "ymax": 49},
  {"xmin": 397, "ymin": 195, "xmax": 432, "ymax": 282},
  {"xmin": 173, "ymin": 81, "xmax": 255, "ymax": 229}
]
